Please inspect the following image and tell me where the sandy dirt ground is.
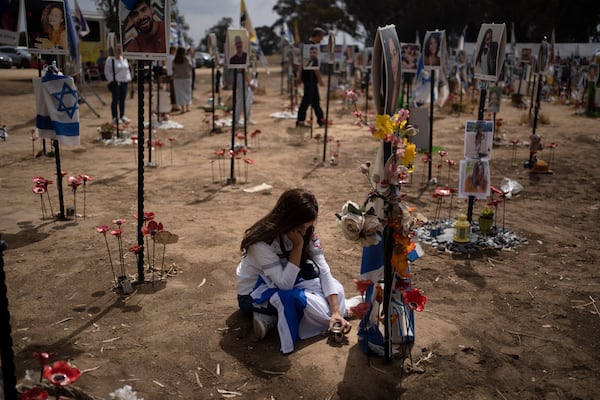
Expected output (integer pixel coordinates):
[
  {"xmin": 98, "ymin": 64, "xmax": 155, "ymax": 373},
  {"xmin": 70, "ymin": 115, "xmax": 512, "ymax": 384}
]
[{"xmin": 0, "ymin": 61, "xmax": 599, "ymax": 400}]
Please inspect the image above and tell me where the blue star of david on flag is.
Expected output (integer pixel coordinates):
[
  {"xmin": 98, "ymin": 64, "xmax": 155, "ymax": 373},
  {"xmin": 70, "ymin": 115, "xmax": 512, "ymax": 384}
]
[
  {"xmin": 52, "ymin": 82, "xmax": 79, "ymax": 119},
  {"xmin": 33, "ymin": 72, "xmax": 80, "ymax": 146}
]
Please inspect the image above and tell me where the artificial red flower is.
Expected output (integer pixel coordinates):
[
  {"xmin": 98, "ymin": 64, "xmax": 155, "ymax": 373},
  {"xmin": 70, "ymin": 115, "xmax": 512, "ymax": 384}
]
[
  {"xmin": 243, "ymin": 158, "xmax": 254, "ymax": 165},
  {"xmin": 437, "ymin": 150, "xmax": 448, "ymax": 158},
  {"xmin": 78, "ymin": 174, "xmax": 93, "ymax": 183},
  {"xmin": 402, "ymin": 288, "xmax": 427, "ymax": 312},
  {"xmin": 141, "ymin": 220, "xmax": 163, "ymax": 236},
  {"xmin": 96, "ymin": 225, "xmax": 110, "ymax": 234},
  {"xmin": 112, "ymin": 218, "xmax": 126, "ymax": 226},
  {"xmin": 445, "ymin": 159, "xmax": 456, "ymax": 167},
  {"xmin": 109, "ymin": 229, "xmax": 123, "ymax": 237},
  {"xmin": 33, "ymin": 352, "xmax": 56, "ymax": 366},
  {"xmin": 214, "ymin": 150, "xmax": 225, "ymax": 157},
  {"xmin": 20, "ymin": 387, "xmax": 48, "ymax": 400},
  {"xmin": 134, "ymin": 211, "xmax": 155, "ymax": 222},
  {"xmin": 353, "ymin": 278, "xmax": 373, "ymax": 295},
  {"xmin": 43, "ymin": 361, "xmax": 81, "ymax": 387},
  {"xmin": 67, "ymin": 176, "xmax": 82, "ymax": 189},
  {"xmin": 168, "ymin": 137, "xmax": 175, "ymax": 142},
  {"xmin": 32, "ymin": 186, "xmax": 46, "ymax": 194},
  {"xmin": 509, "ymin": 139, "xmax": 520, "ymax": 145},
  {"xmin": 350, "ymin": 302, "xmax": 371, "ymax": 319},
  {"xmin": 129, "ymin": 244, "xmax": 142, "ymax": 253}
]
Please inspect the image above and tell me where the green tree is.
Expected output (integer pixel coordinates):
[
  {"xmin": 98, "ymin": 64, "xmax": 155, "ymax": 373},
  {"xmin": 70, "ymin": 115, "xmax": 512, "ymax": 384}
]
[
  {"xmin": 256, "ymin": 26, "xmax": 280, "ymax": 55},
  {"xmin": 197, "ymin": 17, "xmax": 233, "ymax": 53},
  {"xmin": 272, "ymin": 0, "xmax": 357, "ymax": 43}
]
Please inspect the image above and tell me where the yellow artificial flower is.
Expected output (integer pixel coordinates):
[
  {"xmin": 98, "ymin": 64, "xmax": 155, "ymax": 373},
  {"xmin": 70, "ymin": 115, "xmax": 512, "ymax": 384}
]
[
  {"xmin": 374, "ymin": 114, "xmax": 393, "ymax": 140},
  {"xmin": 401, "ymin": 139, "xmax": 417, "ymax": 172}
]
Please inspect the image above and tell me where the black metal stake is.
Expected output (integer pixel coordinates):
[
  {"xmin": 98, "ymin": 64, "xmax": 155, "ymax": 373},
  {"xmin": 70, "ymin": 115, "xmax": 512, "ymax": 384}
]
[
  {"xmin": 229, "ymin": 71, "xmax": 238, "ymax": 184},
  {"xmin": 136, "ymin": 61, "xmax": 146, "ymax": 283},
  {"xmin": 0, "ymin": 240, "xmax": 17, "ymax": 400},
  {"xmin": 322, "ymin": 63, "xmax": 332, "ymax": 163},
  {"xmin": 53, "ymin": 140, "xmax": 66, "ymax": 220},
  {"xmin": 428, "ymin": 70, "xmax": 435, "ymax": 182}
]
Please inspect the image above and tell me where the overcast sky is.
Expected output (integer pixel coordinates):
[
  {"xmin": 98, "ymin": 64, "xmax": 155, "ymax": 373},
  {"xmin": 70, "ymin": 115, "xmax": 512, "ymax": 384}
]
[{"xmin": 77, "ymin": 0, "xmax": 281, "ymax": 44}]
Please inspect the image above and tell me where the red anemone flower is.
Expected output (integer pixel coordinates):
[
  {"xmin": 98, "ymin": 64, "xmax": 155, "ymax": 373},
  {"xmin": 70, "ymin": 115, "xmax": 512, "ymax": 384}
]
[
  {"xmin": 168, "ymin": 137, "xmax": 175, "ymax": 142},
  {"xmin": 353, "ymin": 278, "xmax": 373, "ymax": 295},
  {"xmin": 112, "ymin": 218, "xmax": 126, "ymax": 226},
  {"xmin": 67, "ymin": 176, "xmax": 82, "ymax": 189},
  {"xmin": 33, "ymin": 352, "xmax": 56, "ymax": 366},
  {"xmin": 402, "ymin": 288, "xmax": 427, "ymax": 312},
  {"xmin": 134, "ymin": 212, "xmax": 155, "ymax": 222},
  {"xmin": 243, "ymin": 158, "xmax": 254, "ymax": 165},
  {"xmin": 79, "ymin": 174, "xmax": 93, "ymax": 183},
  {"xmin": 109, "ymin": 229, "xmax": 123, "ymax": 237},
  {"xmin": 438, "ymin": 150, "xmax": 448, "ymax": 157},
  {"xmin": 129, "ymin": 244, "xmax": 142, "ymax": 253},
  {"xmin": 20, "ymin": 387, "xmax": 48, "ymax": 400},
  {"xmin": 350, "ymin": 302, "xmax": 371, "ymax": 319},
  {"xmin": 32, "ymin": 186, "xmax": 46, "ymax": 194},
  {"xmin": 32, "ymin": 176, "xmax": 47, "ymax": 185},
  {"xmin": 43, "ymin": 361, "xmax": 81, "ymax": 387},
  {"xmin": 141, "ymin": 220, "xmax": 163, "ymax": 236},
  {"xmin": 96, "ymin": 225, "xmax": 110, "ymax": 234},
  {"xmin": 214, "ymin": 150, "xmax": 225, "ymax": 157}
]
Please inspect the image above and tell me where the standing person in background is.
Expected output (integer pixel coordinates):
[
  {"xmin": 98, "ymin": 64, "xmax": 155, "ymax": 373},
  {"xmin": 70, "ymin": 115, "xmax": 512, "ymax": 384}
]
[
  {"xmin": 97, "ymin": 49, "xmax": 106, "ymax": 80},
  {"xmin": 172, "ymin": 46, "xmax": 193, "ymax": 113},
  {"xmin": 187, "ymin": 47, "xmax": 196, "ymax": 91},
  {"xmin": 296, "ymin": 27, "xmax": 326, "ymax": 128},
  {"xmin": 166, "ymin": 46, "xmax": 178, "ymax": 112},
  {"xmin": 104, "ymin": 46, "xmax": 132, "ymax": 124}
]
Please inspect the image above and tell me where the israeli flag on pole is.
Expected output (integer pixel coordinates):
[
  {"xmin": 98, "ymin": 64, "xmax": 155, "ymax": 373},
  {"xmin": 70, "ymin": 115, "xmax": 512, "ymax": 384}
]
[{"xmin": 33, "ymin": 71, "xmax": 80, "ymax": 146}]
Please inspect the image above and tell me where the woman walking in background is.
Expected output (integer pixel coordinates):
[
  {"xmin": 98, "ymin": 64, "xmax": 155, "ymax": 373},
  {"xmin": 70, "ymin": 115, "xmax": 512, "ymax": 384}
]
[{"xmin": 172, "ymin": 47, "xmax": 193, "ymax": 113}]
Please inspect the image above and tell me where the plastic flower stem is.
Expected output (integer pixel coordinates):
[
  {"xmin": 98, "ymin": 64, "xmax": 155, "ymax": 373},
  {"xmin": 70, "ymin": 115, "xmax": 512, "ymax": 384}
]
[
  {"xmin": 72, "ymin": 188, "xmax": 77, "ymax": 219},
  {"xmin": 160, "ymin": 243, "xmax": 166, "ymax": 278},
  {"xmin": 46, "ymin": 191, "xmax": 54, "ymax": 220},
  {"xmin": 103, "ymin": 234, "xmax": 118, "ymax": 285},
  {"xmin": 39, "ymin": 194, "xmax": 46, "ymax": 220},
  {"xmin": 82, "ymin": 182, "xmax": 87, "ymax": 219},
  {"xmin": 117, "ymin": 236, "xmax": 125, "ymax": 277},
  {"xmin": 210, "ymin": 161, "xmax": 215, "ymax": 183},
  {"xmin": 152, "ymin": 239, "xmax": 157, "ymax": 278},
  {"xmin": 244, "ymin": 163, "xmax": 248, "ymax": 183},
  {"xmin": 170, "ymin": 143, "xmax": 173, "ymax": 165}
]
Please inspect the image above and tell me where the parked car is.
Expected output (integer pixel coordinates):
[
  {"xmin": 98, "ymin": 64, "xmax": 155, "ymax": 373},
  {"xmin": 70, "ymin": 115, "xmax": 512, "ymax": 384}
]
[
  {"xmin": 0, "ymin": 46, "xmax": 31, "ymax": 68},
  {"xmin": 194, "ymin": 52, "xmax": 213, "ymax": 68},
  {"xmin": 0, "ymin": 52, "xmax": 13, "ymax": 69}
]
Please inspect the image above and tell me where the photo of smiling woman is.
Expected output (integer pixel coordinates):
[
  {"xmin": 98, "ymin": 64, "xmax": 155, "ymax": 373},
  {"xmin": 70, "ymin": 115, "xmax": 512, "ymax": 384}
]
[
  {"xmin": 120, "ymin": 0, "xmax": 167, "ymax": 59},
  {"xmin": 25, "ymin": 0, "xmax": 69, "ymax": 55}
]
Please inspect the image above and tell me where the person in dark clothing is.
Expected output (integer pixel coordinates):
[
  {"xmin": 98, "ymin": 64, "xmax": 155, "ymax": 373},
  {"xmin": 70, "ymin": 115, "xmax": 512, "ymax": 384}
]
[{"xmin": 296, "ymin": 27, "xmax": 325, "ymax": 128}]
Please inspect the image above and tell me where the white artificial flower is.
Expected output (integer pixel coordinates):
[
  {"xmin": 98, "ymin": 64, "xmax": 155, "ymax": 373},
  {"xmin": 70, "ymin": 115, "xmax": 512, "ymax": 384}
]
[
  {"xmin": 341, "ymin": 200, "xmax": 360, "ymax": 215},
  {"xmin": 362, "ymin": 214, "xmax": 384, "ymax": 236},
  {"xmin": 340, "ymin": 212, "xmax": 364, "ymax": 242}
]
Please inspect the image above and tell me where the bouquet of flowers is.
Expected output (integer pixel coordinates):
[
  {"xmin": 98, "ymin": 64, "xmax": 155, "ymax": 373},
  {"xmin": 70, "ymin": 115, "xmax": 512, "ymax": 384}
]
[{"xmin": 340, "ymin": 108, "xmax": 427, "ymax": 357}]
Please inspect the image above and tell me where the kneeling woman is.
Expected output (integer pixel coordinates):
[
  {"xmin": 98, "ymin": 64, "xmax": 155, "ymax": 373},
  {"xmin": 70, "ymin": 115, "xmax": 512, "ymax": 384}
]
[{"xmin": 236, "ymin": 188, "xmax": 350, "ymax": 354}]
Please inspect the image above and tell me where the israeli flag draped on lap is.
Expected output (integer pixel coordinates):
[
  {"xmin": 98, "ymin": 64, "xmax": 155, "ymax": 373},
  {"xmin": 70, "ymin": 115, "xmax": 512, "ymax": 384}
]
[{"xmin": 33, "ymin": 71, "xmax": 80, "ymax": 146}]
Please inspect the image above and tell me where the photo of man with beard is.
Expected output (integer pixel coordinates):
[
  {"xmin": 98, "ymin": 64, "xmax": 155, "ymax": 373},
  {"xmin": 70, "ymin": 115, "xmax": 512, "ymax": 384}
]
[{"xmin": 121, "ymin": 0, "xmax": 166, "ymax": 55}]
